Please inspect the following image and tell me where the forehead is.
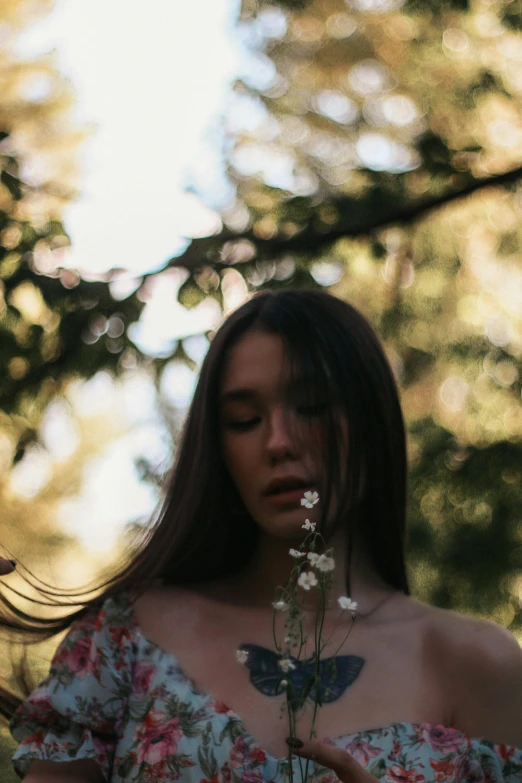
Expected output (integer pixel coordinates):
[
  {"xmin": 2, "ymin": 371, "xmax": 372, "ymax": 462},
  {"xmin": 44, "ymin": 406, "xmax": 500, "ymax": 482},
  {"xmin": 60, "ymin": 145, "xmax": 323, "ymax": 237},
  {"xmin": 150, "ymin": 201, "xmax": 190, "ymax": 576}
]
[
  {"xmin": 219, "ymin": 330, "xmax": 325, "ymax": 409},
  {"xmin": 221, "ymin": 331, "xmax": 286, "ymax": 392}
]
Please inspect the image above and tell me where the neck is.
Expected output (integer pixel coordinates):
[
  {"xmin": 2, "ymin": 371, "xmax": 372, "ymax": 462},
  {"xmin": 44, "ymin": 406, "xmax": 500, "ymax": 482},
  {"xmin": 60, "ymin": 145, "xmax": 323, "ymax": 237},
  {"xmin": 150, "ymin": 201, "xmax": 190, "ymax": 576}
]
[{"xmin": 212, "ymin": 527, "xmax": 397, "ymax": 621}]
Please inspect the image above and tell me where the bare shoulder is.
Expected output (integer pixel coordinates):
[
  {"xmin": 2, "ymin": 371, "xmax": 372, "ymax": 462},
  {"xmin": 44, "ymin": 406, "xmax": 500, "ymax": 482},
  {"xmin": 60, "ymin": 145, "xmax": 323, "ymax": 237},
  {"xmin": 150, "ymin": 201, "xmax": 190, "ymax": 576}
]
[
  {"xmin": 426, "ymin": 603, "xmax": 522, "ymax": 746},
  {"xmin": 133, "ymin": 583, "xmax": 196, "ymax": 625}
]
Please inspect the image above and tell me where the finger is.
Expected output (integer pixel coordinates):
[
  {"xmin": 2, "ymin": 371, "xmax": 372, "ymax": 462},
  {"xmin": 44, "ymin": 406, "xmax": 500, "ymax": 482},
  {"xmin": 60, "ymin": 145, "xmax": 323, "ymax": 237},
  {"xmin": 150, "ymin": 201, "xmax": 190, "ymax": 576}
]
[
  {"xmin": 0, "ymin": 559, "xmax": 16, "ymax": 576},
  {"xmin": 292, "ymin": 738, "xmax": 376, "ymax": 782}
]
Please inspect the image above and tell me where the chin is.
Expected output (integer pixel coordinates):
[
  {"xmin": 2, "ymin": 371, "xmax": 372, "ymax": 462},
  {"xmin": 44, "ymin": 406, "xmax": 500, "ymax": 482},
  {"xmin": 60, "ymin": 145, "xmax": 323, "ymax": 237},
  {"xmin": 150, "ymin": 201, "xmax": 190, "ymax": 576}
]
[{"xmin": 261, "ymin": 520, "xmax": 308, "ymax": 542}]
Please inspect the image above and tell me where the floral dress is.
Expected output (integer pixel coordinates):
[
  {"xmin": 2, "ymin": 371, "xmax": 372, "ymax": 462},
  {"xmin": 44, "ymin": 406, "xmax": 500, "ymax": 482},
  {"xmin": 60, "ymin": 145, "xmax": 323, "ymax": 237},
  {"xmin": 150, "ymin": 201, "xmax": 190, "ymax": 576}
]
[{"xmin": 9, "ymin": 590, "xmax": 522, "ymax": 783}]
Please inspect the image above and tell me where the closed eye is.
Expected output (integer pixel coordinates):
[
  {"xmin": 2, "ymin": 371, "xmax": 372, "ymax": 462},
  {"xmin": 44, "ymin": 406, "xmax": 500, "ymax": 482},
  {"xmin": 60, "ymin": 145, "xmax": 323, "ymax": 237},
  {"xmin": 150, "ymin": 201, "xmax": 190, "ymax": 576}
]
[
  {"xmin": 224, "ymin": 418, "xmax": 260, "ymax": 432},
  {"xmin": 224, "ymin": 404, "xmax": 327, "ymax": 432}
]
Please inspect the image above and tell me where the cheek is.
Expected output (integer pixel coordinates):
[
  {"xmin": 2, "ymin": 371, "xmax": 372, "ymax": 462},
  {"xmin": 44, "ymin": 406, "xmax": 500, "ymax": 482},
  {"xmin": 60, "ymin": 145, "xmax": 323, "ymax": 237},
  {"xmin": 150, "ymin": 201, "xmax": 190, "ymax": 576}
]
[{"xmin": 221, "ymin": 436, "xmax": 254, "ymax": 493}]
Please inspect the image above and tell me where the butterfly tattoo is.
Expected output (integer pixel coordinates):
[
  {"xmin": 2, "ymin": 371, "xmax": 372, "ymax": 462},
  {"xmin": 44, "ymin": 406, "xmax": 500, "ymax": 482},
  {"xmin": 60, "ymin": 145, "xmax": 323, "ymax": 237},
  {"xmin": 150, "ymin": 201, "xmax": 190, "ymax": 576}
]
[{"xmin": 238, "ymin": 643, "xmax": 365, "ymax": 703}]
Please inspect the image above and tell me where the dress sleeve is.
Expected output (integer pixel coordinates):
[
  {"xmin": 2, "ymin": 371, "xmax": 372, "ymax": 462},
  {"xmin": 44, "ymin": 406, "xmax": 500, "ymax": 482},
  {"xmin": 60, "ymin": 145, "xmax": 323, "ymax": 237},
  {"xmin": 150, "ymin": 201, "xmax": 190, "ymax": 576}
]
[{"xmin": 9, "ymin": 592, "xmax": 136, "ymax": 782}]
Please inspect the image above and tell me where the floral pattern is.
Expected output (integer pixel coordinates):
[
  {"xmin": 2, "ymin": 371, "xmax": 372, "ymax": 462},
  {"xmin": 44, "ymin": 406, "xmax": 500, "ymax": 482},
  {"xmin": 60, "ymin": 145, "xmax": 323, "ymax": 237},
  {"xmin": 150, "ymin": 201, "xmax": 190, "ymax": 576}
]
[{"xmin": 9, "ymin": 590, "xmax": 522, "ymax": 783}]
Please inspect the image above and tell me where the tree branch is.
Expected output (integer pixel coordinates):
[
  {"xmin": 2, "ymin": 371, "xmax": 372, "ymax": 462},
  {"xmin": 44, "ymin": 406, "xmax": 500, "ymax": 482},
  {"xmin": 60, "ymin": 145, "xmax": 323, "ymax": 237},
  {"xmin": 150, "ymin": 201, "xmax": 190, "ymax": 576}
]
[{"xmin": 162, "ymin": 163, "xmax": 522, "ymax": 272}]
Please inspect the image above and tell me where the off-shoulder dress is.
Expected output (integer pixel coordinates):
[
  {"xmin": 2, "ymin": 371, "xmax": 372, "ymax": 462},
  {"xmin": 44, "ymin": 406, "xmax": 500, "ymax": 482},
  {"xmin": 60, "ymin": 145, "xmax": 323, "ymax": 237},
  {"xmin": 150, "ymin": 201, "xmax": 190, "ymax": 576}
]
[{"xmin": 10, "ymin": 590, "xmax": 522, "ymax": 783}]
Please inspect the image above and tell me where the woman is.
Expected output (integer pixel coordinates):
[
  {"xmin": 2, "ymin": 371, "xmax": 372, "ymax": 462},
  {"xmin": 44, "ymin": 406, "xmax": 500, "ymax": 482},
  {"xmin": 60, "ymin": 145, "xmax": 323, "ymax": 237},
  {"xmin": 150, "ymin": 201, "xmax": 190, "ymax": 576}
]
[{"xmin": 5, "ymin": 289, "xmax": 522, "ymax": 782}]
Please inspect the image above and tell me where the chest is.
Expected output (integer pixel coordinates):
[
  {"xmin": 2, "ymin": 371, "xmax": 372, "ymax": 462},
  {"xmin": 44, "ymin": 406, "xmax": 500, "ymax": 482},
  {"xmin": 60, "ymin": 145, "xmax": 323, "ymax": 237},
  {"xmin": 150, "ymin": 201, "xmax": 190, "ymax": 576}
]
[{"xmin": 133, "ymin": 590, "xmax": 453, "ymax": 760}]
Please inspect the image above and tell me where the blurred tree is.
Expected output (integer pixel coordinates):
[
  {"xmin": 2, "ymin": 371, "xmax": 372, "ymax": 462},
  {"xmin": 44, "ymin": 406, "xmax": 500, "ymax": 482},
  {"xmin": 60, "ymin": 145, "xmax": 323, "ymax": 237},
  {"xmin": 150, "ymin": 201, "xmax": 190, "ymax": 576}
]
[{"xmin": 0, "ymin": 0, "xmax": 146, "ymax": 459}]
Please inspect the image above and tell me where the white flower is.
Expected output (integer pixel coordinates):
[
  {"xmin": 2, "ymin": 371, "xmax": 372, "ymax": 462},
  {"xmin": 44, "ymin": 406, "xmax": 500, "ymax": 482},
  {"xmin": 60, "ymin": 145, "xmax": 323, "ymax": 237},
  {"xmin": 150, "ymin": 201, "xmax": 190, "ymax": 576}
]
[
  {"xmin": 307, "ymin": 552, "xmax": 320, "ymax": 565},
  {"xmin": 298, "ymin": 570, "xmax": 318, "ymax": 590},
  {"xmin": 272, "ymin": 600, "xmax": 289, "ymax": 611},
  {"xmin": 280, "ymin": 679, "xmax": 288, "ymax": 687},
  {"xmin": 279, "ymin": 658, "xmax": 296, "ymax": 673},
  {"xmin": 338, "ymin": 596, "xmax": 358, "ymax": 612},
  {"xmin": 236, "ymin": 649, "xmax": 249, "ymax": 664},
  {"xmin": 301, "ymin": 491, "xmax": 319, "ymax": 509},
  {"xmin": 289, "ymin": 548, "xmax": 306, "ymax": 558},
  {"xmin": 315, "ymin": 554, "xmax": 335, "ymax": 572},
  {"xmin": 302, "ymin": 519, "xmax": 316, "ymax": 532}
]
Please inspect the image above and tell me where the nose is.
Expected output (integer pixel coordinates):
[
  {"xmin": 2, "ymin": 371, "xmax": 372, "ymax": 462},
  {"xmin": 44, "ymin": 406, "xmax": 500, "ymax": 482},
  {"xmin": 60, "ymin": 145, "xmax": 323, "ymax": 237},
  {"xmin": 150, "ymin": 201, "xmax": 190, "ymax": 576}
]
[{"xmin": 265, "ymin": 407, "xmax": 298, "ymax": 460}]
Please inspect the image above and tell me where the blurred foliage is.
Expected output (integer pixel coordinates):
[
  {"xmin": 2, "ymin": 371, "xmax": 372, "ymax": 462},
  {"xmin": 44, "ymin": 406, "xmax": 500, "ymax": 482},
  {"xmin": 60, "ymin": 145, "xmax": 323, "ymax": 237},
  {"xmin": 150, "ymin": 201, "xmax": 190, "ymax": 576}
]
[
  {"xmin": 0, "ymin": 0, "xmax": 147, "ymax": 449},
  {"xmin": 0, "ymin": 3, "xmax": 153, "ymax": 774}
]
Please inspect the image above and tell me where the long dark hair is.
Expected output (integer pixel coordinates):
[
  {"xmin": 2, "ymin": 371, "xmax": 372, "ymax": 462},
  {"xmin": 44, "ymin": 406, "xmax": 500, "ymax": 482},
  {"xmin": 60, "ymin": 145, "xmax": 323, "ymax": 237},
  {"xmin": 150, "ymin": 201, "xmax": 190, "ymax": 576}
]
[{"xmin": 0, "ymin": 288, "xmax": 410, "ymax": 722}]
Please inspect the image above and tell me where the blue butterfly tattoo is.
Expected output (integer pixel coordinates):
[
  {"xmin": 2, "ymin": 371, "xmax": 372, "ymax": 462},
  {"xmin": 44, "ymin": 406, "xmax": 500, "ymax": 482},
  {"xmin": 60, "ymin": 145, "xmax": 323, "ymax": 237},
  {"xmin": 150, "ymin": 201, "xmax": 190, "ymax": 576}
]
[{"xmin": 238, "ymin": 643, "xmax": 365, "ymax": 703}]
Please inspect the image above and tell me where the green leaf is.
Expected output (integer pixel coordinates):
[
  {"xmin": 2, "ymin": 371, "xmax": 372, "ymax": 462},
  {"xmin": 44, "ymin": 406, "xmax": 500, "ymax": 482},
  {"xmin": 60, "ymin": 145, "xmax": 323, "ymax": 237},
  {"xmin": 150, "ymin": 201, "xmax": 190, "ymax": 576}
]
[
  {"xmin": 269, "ymin": 0, "xmax": 312, "ymax": 8},
  {"xmin": 405, "ymin": 0, "xmax": 470, "ymax": 11},
  {"xmin": 178, "ymin": 278, "xmax": 207, "ymax": 309},
  {"xmin": 116, "ymin": 755, "xmax": 134, "ymax": 780},
  {"xmin": 0, "ymin": 170, "xmax": 23, "ymax": 201},
  {"xmin": 300, "ymin": 675, "xmax": 316, "ymax": 702},
  {"xmin": 502, "ymin": 4, "xmax": 522, "ymax": 32}
]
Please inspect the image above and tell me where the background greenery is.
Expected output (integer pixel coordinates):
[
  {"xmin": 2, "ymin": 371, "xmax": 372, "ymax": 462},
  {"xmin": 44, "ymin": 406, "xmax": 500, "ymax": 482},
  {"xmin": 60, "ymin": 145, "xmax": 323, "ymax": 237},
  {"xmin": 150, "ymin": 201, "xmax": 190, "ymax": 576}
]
[{"xmin": 1, "ymin": 0, "xmax": 522, "ymax": 777}]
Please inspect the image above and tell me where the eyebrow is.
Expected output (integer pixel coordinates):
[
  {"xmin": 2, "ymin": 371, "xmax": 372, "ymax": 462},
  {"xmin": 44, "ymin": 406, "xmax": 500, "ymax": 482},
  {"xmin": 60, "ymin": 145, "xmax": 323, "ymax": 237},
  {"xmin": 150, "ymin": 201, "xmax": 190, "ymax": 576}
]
[
  {"xmin": 220, "ymin": 376, "xmax": 318, "ymax": 407},
  {"xmin": 219, "ymin": 389, "xmax": 257, "ymax": 407}
]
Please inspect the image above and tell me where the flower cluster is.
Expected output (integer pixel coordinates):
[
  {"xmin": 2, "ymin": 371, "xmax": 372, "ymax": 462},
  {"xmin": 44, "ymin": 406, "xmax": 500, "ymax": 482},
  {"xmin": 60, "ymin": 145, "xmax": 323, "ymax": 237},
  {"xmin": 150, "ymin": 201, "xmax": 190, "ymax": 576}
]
[{"xmin": 236, "ymin": 488, "xmax": 358, "ymax": 783}]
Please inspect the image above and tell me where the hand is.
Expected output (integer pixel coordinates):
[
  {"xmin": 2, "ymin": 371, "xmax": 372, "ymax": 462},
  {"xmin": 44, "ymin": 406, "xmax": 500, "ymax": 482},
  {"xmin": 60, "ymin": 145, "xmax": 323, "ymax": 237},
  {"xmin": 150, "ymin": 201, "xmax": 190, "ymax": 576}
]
[
  {"xmin": 0, "ymin": 558, "xmax": 16, "ymax": 576},
  {"xmin": 288, "ymin": 738, "xmax": 379, "ymax": 783}
]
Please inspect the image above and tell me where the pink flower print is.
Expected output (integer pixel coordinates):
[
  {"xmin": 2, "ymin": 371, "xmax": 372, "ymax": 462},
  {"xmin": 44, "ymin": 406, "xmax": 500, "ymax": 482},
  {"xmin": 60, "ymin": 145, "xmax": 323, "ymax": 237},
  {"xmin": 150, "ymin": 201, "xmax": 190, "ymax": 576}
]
[
  {"xmin": 420, "ymin": 724, "xmax": 467, "ymax": 754},
  {"xmin": 220, "ymin": 760, "xmax": 232, "ymax": 783},
  {"xmin": 109, "ymin": 623, "xmax": 132, "ymax": 648},
  {"xmin": 91, "ymin": 734, "xmax": 113, "ymax": 776},
  {"xmin": 495, "ymin": 744, "xmax": 517, "ymax": 762},
  {"xmin": 385, "ymin": 763, "xmax": 426, "ymax": 783},
  {"xmin": 23, "ymin": 727, "xmax": 47, "ymax": 746},
  {"xmin": 430, "ymin": 758, "xmax": 456, "ymax": 782},
  {"xmin": 209, "ymin": 697, "xmax": 240, "ymax": 719},
  {"xmin": 250, "ymin": 746, "xmax": 266, "ymax": 764},
  {"xmin": 242, "ymin": 771, "xmax": 264, "ymax": 783},
  {"xmin": 347, "ymin": 739, "xmax": 382, "ymax": 767},
  {"xmin": 132, "ymin": 660, "xmax": 156, "ymax": 695},
  {"xmin": 63, "ymin": 635, "xmax": 94, "ymax": 679},
  {"xmin": 94, "ymin": 611, "xmax": 107, "ymax": 633},
  {"xmin": 230, "ymin": 735, "xmax": 250, "ymax": 768},
  {"xmin": 453, "ymin": 754, "xmax": 484, "ymax": 783},
  {"xmin": 212, "ymin": 699, "xmax": 232, "ymax": 714},
  {"xmin": 27, "ymin": 691, "xmax": 53, "ymax": 717},
  {"xmin": 136, "ymin": 710, "xmax": 183, "ymax": 766},
  {"xmin": 142, "ymin": 759, "xmax": 167, "ymax": 782},
  {"xmin": 327, "ymin": 737, "xmax": 382, "ymax": 767},
  {"xmin": 316, "ymin": 775, "xmax": 338, "ymax": 783}
]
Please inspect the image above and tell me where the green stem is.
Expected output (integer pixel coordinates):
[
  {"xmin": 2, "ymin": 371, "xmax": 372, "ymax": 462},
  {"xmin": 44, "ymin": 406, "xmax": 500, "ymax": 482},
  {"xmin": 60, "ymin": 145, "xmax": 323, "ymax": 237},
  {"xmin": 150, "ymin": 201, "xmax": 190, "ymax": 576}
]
[
  {"xmin": 318, "ymin": 604, "xmax": 353, "ymax": 654},
  {"xmin": 295, "ymin": 612, "xmax": 305, "ymax": 660},
  {"xmin": 286, "ymin": 695, "xmax": 295, "ymax": 783},
  {"xmin": 329, "ymin": 612, "xmax": 357, "ymax": 658},
  {"xmin": 272, "ymin": 604, "xmax": 279, "ymax": 652},
  {"xmin": 305, "ymin": 578, "xmax": 326, "ymax": 781}
]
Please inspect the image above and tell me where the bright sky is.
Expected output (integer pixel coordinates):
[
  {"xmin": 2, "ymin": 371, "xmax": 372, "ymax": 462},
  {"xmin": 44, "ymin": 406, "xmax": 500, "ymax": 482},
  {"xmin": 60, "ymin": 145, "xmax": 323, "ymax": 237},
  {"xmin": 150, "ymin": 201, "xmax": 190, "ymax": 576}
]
[
  {"xmin": 19, "ymin": 0, "xmax": 240, "ymax": 276},
  {"xmin": 9, "ymin": 0, "xmax": 245, "ymax": 558}
]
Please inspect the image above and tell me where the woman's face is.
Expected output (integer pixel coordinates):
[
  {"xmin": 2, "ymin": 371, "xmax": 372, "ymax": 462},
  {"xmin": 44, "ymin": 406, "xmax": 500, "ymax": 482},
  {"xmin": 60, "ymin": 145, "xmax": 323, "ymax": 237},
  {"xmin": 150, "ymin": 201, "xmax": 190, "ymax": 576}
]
[{"xmin": 219, "ymin": 329, "xmax": 346, "ymax": 540}]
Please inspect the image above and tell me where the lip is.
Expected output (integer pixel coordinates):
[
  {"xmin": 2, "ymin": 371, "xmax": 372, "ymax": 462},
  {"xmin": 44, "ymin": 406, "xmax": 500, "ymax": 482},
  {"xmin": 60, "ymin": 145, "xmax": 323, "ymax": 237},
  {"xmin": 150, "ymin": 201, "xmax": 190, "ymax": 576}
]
[
  {"xmin": 265, "ymin": 486, "xmax": 316, "ymax": 505},
  {"xmin": 264, "ymin": 475, "xmax": 314, "ymax": 496}
]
